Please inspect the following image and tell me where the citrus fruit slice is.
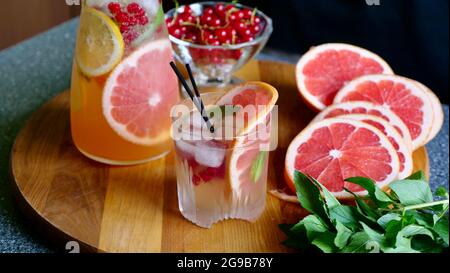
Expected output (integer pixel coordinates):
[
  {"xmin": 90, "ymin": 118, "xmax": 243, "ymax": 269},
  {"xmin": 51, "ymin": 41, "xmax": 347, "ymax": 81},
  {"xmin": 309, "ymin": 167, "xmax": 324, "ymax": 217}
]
[
  {"xmin": 339, "ymin": 114, "xmax": 413, "ymax": 179},
  {"xmin": 296, "ymin": 43, "xmax": 393, "ymax": 111},
  {"xmin": 76, "ymin": 7, "xmax": 124, "ymax": 77},
  {"xmin": 217, "ymin": 82, "xmax": 278, "ymax": 197},
  {"xmin": 334, "ymin": 74, "xmax": 434, "ymax": 149},
  {"xmin": 414, "ymin": 81, "xmax": 444, "ymax": 143},
  {"xmin": 102, "ymin": 39, "xmax": 179, "ymax": 145},
  {"xmin": 285, "ymin": 118, "xmax": 400, "ymax": 199},
  {"xmin": 310, "ymin": 101, "xmax": 412, "ymax": 152}
]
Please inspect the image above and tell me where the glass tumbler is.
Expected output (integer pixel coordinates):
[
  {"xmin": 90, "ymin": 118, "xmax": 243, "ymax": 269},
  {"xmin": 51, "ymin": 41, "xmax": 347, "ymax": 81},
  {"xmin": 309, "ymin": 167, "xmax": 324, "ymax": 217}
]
[{"xmin": 171, "ymin": 92, "xmax": 274, "ymax": 228}]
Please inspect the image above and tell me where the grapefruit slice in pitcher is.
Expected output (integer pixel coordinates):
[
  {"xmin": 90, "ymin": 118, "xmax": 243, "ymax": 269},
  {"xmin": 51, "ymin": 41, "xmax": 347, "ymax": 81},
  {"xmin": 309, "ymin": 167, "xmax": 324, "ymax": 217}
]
[
  {"xmin": 296, "ymin": 43, "xmax": 393, "ymax": 111},
  {"xmin": 102, "ymin": 39, "xmax": 179, "ymax": 145},
  {"xmin": 310, "ymin": 101, "xmax": 412, "ymax": 152},
  {"xmin": 334, "ymin": 74, "xmax": 434, "ymax": 149},
  {"xmin": 285, "ymin": 118, "xmax": 400, "ymax": 199},
  {"xmin": 339, "ymin": 114, "xmax": 413, "ymax": 179},
  {"xmin": 215, "ymin": 82, "xmax": 278, "ymax": 196}
]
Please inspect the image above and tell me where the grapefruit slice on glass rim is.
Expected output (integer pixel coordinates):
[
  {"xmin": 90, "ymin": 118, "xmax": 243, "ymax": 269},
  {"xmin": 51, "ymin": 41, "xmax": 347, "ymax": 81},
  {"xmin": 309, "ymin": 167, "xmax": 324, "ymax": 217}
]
[
  {"xmin": 333, "ymin": 74, "xmax": 434, "ymax": 149},
  {"xmin": 102, "ymin": 39, "xmax": 179, "ymax": 145},
  {"xmin": 295, "ymin": 43, "xmax": 393, "ymax": 111},
  {"xmin": 339, "ymin": 114, "xmax": 413, "ymax": 179},
  {"xmin": 215, "ymin": 82, "xmax": 278, "ymax": 197},
  {"xmin": 285, "ymin": 118, "xmax": 400, "ymax": 199},
  {"xmin": 310, "ymin": 101, "xmax": 413, "ymax": 152}
]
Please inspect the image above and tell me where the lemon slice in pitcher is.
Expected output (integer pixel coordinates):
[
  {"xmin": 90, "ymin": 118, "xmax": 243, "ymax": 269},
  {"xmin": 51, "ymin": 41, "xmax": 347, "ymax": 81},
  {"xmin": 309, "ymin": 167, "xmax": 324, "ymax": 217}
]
[{"xmin": 76, "ymin": 7, "xmax": 124, "ymax": 77}]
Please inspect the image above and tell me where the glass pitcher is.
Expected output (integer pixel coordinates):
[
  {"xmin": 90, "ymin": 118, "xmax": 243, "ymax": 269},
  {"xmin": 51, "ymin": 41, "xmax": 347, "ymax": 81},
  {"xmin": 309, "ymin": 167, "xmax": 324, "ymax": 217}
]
[{"xmin": 70, "ymin": 0, "xmax": 179, "ymax": 165}]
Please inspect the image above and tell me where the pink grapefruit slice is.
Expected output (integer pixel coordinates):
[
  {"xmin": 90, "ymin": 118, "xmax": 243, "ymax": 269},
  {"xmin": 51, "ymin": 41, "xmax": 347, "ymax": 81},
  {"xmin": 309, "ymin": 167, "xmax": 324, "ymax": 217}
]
[
  {"xmin": 296, "ymin": 43, "xmax": 393, "ymax": 111},
  {"xmin": 102, "ymin": 39, "xmax": 179, "ymax": 145},
  {"xmin": 285, "ymin": 118, "xmax": 400, "ymax": 199},
  {"xmin": 333, "ymin": 74, "xmax": 434, "ymax": 149},
  {"xmin": 339, "ymin": 114, "xmax": 413, "ymax": 179},
  {"xmin": 310, "ymin": 101, "xmax": 413, "ymax": 152},
  {"xmin": 414, "ymin": 80, "xmax": 444, "ymax": 142},
  {"xmin": 216, "ymin": 82, "xmax": 278, "ymax": 197}
]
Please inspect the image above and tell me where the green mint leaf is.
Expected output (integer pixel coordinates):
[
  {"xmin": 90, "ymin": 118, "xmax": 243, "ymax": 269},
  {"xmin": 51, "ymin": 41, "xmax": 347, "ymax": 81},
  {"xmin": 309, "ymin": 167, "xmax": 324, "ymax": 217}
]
[
  {"xmin": 344, "ymin": 188, "xmax": 380, "ymax": 222},
  {"xmin": 435, "ymin": 187, "xmax": 449, "ymax": 198},
  {"xmin": 300, "ymin": 215, "xmax": 329, "ymax": 240},
  {"xmin": 308, "ymin": 175, "xmax": 341, "ymax": 209},
  {"xmin": 433, "ymin": 217, "xmax": 449, "ymax": 246},
  {"xmin": 293, "ymin": 171, "xmax": 329, "ymax": 221},
  {"xmin": 334, "ymin": 221, "xmax": 352, "ymax": 249},
  {"xmin": 360, "ymin": 222, "xmax": 384, "ymax": 245},
  {"xmin": 389, "ymin": 180, "xmax": 433, "ymax": 205},
  {"xmin": 311, "ymin": 231, "xmax": 337, "ymax": 253},
  {"xmin": 411, "ymin": 235, "xmax": 444, "ymax": 253},
  {"xmin": 410, "ymin": 211, "xmax": 434, "ymax": 228},
  {"xmin": 249, "ymin": 151, "xmax": 267, "ymax": 183},
  {"xmin": 377, "ymin": 213, "xmax": 401, "ymax": 229},
  {"xmin": 329, "ymin": 205, "xmax": 360, "ymax": 230},
  {"xmin": 345, "ymin": 177, "xmax": 392, "ymax": 206},
  {"xmin": 406, "ymin": 170, "xmax": 426, "ymax": 181},
  {"xmin": 384, "ymin": 220, "xmax": 403, "ymax": 247},
  {"xmin": 279, "ymin": 223, "xmax": 309, "ymax": 249},
  {"xmin": 340, "ymin": 231, "xmax": 373, "ymax": 253},
  {"xmin": 395, "ymin": 225, "xmax": 434, "ymax": 250}
]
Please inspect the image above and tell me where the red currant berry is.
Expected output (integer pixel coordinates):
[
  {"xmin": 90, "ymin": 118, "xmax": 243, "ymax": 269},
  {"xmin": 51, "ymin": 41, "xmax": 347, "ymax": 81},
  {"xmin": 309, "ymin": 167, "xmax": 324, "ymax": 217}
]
[
  {"xmin": 123, "ymin": 30, "xmax": 139, "ymax": 43},
  {"xmin": 120, "ymin": 24, "xmax": 130, "ymax": 33},
  {"xmin": 241, "ymin": 35, "xmax": 254, "ymax": 43},
  {"xmin": 115, "ymin": 12, "xmax": 129, "ymax": 24},
  {"xmin": 204, "ymin": 7, "xmax": 215, "ymax": 16},
  {"xmin": 210, "ymin": 17, "xmax": 223, "ymax": 27},
  {"xmin": 215, "ymin": 4, "xmax": 226, "ymax": 18},
  {"xmin": 182, "ymin": 5, "xmax": 193, "ymax": 15},
  {"xmin": 250, "ymin": 24, "xmax": 261, "ymax": 34},
  {"xmin": 215, "ymin": 28, "xmax": 230, "ymax": 43},
  {"xmin": 201, "ymin": 30, "xmax": 215, "ymax": 43},
  {"xmin": 169, "ymin": 26, "xmax": 183, "ymax": 39},
  {"xmin": 200, "ymin": 14, "xmax": 214, "ymax": 26},
  {"xmin": 237, "ymin": 27, "xmax": 252, "ymax": 37},
  {"xmin": 185, "ymin": 32, "xmax": 200, "ymax": 43},
  {"xmin": 233, "ymin": 21, "xmax": 247, "ymax": 33},
  {"xmin": 253, "ymin": 16, "xmax": 262, "ymax": 25},
  {"xmin": 225, "ymin": 5, "xmax": 235, "ymax": 12},
  {"xmin": 166, "ymin": 17, "xmax": 175, "ymax": 28},
  {"xmin": 139, "ymin": 16, "xmax": 149, "ymax": 25},
  {"xmin": 127, "ymin": 2, "xmax": 142, "ymax": 14},
  {"xmin": 207, "ymin": 38, "xmax": 220, "ymax": 46},
  {"xmin": 242, "ymin": 9, "xmax": 253, "ymax": 19},
  {"xmin": 108, "ymin": 2, "xmax": 122, "ymax": 14}
]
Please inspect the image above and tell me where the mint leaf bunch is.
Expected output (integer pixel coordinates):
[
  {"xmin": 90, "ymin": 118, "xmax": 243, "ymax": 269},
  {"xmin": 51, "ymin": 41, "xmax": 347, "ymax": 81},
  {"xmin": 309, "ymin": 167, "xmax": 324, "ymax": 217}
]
[{"xmin": 280, "ymin": 171, "xmax": 449, "ymax": 253}]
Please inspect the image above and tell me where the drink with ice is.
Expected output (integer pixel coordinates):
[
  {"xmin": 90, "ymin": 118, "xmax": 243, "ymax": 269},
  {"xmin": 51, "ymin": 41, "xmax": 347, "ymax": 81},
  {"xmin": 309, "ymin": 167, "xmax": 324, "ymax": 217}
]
[{"xmin": 172, "ymin": 84, "xmax": 278, "ymax": 228}]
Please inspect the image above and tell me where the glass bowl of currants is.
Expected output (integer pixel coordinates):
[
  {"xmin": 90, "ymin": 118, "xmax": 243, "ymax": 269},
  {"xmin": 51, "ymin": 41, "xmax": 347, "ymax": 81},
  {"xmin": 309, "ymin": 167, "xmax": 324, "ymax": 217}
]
[{"xmin": 166, "ymin": 1, "xmax": 273, "ymax": 86}]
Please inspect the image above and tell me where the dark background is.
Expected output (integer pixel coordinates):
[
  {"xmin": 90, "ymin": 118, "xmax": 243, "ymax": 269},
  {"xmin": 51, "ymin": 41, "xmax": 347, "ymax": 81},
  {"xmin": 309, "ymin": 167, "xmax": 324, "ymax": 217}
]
[{"xmin": 164, "ymin": 0, "xmax": 449, "ymax": 103}]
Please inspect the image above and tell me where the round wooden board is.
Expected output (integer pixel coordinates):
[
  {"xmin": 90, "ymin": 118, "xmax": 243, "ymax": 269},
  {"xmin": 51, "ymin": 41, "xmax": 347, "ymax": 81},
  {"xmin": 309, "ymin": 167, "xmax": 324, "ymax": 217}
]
[{"xmin": 10, "ymin": 60, "xmax": 429, "ymax": 253}]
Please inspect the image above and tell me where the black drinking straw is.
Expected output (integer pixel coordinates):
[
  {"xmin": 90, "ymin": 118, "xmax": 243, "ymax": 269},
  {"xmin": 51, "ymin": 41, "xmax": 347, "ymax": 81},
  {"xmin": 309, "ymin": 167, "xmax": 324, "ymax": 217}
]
[{"xmin": 169, "ymin": 62, "xmax": 215, "ymax": 133}]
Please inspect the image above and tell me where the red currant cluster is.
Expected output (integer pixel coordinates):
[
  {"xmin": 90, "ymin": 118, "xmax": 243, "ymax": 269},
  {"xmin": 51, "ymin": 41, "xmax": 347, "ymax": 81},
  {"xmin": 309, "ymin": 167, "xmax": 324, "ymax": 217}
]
[
  {"xmin": 166, "ymin": 3, "xmax": 265, "ymax": 46},
  {"xmin": 107, "ymin": 2, "xmax": 149, "ymax": 44}
]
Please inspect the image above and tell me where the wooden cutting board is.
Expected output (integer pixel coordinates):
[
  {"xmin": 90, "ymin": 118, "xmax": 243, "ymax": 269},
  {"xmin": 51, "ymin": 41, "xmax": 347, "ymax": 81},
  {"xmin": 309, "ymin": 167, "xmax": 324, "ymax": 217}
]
[{"xmin": 10, "ymin": 60, "xmax": 429, "ymax": 253}]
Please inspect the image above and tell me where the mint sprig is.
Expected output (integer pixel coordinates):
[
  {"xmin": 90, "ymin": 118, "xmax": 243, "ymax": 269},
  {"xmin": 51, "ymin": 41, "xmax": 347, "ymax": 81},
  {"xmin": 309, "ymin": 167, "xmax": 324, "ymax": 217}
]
[{"xmin": 280, "ymin": 171, "xmax": 449, "ymax": 253}]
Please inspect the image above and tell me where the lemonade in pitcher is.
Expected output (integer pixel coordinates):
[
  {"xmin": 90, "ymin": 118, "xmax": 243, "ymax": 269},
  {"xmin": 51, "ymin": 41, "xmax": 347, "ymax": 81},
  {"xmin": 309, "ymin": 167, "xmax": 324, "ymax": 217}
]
[{"xmin": 71, "ymin": 0, "xmax": 179, "ymax": 165}]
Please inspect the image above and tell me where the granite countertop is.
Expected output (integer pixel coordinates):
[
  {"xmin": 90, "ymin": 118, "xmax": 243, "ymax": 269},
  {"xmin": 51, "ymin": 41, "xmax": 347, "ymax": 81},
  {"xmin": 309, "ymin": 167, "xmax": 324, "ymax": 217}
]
[{"xmin": 0, "ymin": 19, "xmax": 448, "ymax": 253}]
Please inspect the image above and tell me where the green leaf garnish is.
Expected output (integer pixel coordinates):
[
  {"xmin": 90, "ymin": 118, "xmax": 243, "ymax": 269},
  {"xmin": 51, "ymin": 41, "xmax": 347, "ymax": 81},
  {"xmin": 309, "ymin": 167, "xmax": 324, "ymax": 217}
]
[
  {"xmin": 279, "ymin": 171, "xmax": 449, "ymax": 253},
  {"xmin": 249, "ymin": 151, "xmax": 267, "ymax": 183}
]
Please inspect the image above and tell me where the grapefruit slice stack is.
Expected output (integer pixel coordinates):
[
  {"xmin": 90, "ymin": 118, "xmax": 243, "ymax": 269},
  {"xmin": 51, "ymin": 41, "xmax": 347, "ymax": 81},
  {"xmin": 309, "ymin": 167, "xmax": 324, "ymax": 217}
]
[
  {"xmin": 285, "ymin": 118, "xmax": 400, "ymax": 199},
  {"xmin": 282, "ymin": 43, "xmax": 444, "ymax": 201},
  {"xmin": 296, "ymin": 43, "xmax": 393, "ymax": 111}
]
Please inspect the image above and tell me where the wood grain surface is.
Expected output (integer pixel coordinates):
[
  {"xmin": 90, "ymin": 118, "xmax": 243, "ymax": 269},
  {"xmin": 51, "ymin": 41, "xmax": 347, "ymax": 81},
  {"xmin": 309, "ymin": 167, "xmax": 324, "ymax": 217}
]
[{"xmin": 10, "ymin": 60, "xmax": 429, "ymax": 253}]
